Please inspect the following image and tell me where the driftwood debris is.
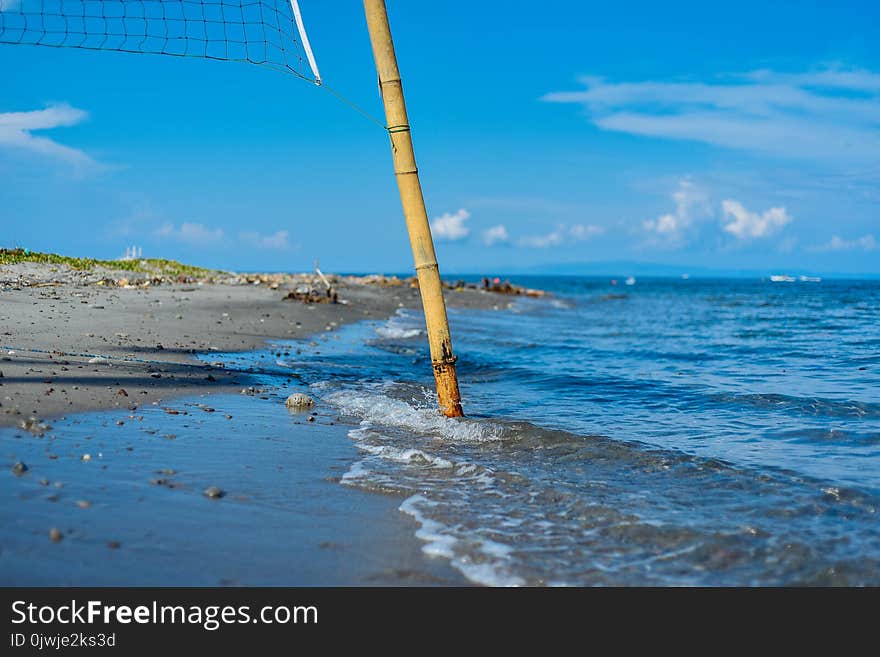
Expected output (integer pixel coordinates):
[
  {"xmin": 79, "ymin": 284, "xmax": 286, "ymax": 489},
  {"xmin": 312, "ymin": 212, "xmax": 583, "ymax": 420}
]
[
  {"xmin": 283, "ymin": 284, "xmax": 338, "ymax": 304},
  {"xmin": 403, "ymin": 276, "xmax": 546, "ymax": 298},
  {"xmin": 479, "ymin": 277, "xmax": 546, "ymax": 298}
]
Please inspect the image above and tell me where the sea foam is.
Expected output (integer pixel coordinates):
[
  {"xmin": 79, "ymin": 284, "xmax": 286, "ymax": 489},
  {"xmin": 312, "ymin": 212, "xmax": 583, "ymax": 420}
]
[
  {"xmin": 400, "ymin": 495, "xmax": 525, "ymax": 587},
  {"xmin": 316, "ymin": 383, "xmax": 503, "ymax": 443}
]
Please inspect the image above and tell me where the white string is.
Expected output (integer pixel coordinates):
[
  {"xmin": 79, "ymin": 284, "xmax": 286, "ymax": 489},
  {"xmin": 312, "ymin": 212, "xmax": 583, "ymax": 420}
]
[{"xmin": 290, "ymin": 0, "xmax": 322, "ymax": 84}]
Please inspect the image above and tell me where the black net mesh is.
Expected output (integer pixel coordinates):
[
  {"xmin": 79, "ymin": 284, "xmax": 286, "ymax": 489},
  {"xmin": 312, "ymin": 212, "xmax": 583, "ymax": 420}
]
[{"xmin": 0, "ymin": 0, "xmax": 315, "ymax": 79}]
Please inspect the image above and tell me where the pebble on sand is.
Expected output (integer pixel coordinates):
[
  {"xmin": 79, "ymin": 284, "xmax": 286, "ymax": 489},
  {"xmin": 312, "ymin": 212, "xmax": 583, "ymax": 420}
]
[
  {"xmin": 203, "ymin": 486, "xmax": 225, "ymax": 499},
  {"xmin": 12, "ymin": 461, "xmax": 28, "ymax": 476},
  {"xmin": 285, "ymin": 393, "xmax": 315, "ymax": 410}
]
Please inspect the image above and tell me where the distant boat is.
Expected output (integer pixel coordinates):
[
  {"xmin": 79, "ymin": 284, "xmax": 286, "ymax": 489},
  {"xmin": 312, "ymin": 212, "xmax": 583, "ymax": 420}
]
[
  {"xmin": 799, "ymin": 275, "xmax": 822, "ymax": 282},
  {"xmin": 624, "ymin": 276, "xmax": 636, "ymax": 286},
  {"xmin": 770, "ymin": 275, "xmax": 795, "ymax": 282}
]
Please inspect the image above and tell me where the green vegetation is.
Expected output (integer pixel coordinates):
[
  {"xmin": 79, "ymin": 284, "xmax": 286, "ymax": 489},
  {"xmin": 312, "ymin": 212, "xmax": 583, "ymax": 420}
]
[{"xmin": 0, "ymin": 248, "xmax": 219, "ymax": 278}]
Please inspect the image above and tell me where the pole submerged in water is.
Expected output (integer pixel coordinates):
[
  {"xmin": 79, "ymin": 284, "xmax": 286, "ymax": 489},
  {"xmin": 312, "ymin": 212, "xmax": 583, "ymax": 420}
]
[{"xmin": 363, "ymin": 0, "xmax": 464, "ymax": 418}]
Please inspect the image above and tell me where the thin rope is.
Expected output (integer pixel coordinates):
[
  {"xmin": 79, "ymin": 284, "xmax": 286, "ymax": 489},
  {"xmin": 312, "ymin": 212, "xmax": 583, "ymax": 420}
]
[{"xmin": 319, "ymin": 81, "xmax": 387, "ymax": 130}]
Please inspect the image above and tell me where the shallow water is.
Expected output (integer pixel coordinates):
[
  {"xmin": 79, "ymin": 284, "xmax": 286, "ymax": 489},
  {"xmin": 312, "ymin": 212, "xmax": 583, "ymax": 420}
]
[{"xmin": 210, "ymin": 276, "xmax": 880, "ymax": 586}]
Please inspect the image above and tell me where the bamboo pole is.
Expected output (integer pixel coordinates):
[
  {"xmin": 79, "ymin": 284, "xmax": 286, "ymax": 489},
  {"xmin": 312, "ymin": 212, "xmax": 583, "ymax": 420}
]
[{"xmin": 363, "ymin": 0, "xmax": 464, "ymax": 417}]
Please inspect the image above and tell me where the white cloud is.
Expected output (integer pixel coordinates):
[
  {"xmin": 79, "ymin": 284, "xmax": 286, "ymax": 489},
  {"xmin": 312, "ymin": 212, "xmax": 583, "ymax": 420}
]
[
  {"xmin": 518, "ymin": 230, "xmax": 566, "ymax": 248},
  {"xmin": 240, "ymin": 229, "xmax": 290, "ymax": 250},
  {"xmin": 642, "ymin": 178, "xmax": 710, "ymax": 246},
  {"xmin": 431, "ymin": 208, "xmax": 471, "ymax": 241},
  {"xmin": 482, "ymin": 224, "xmax": 510, "ymax": 246},
  {"xmin": 0, "ymin": 103, "xmax": 96, "ymax": 169},
  {"xmin": 518, "ymin": 223, "xmax": 603, "ymax": 248},
  {"xmin": 815, "ymin": 234, "xmax": 876, "ymax": 252},
  {"xmin": 543, "ymin": 67, "xmax": 880, "ymax": 166},
  {"xmin": 568, "ymin": 223, "xmax": 605, "ymax": 240},
  {"xmin": 154, "ymin": 222, "xmax": 224, "ymax": 245},
  {"xmin": 721, "ymin": 200, "xmax": 792, "ymax": 239},
  {"xmin": 643, "ymin": 213, "xmax": 680, "ymax": 236}
]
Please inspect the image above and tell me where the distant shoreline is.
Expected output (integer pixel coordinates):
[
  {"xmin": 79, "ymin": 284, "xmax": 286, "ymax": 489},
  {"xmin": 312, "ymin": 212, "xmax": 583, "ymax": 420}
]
[{"xmin": 0, "ymin": 257, "xmax": 505, "ymax": 427}]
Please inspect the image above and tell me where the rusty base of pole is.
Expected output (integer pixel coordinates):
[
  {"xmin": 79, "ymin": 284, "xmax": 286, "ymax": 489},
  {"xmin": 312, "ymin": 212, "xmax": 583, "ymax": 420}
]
[{"xmin": 432, "ymin": 359, "xmax": 463, "ymax": 417}]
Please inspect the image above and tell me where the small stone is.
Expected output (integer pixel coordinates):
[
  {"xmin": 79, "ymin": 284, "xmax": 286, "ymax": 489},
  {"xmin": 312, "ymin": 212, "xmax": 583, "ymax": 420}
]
[
  {"xmin": 19, "ymin": 417, "xmax": 51, "ymax": 436},
  {"xmin": 81, "ymin": 454, "xmax": 91, "ymax": 462},
  {"xmin": 75, "ymin": 500, "xmax": 91, "ymax": 509},
  {"xmin": 203, "ymin": 486, "xmax": 225, "ymax": 499},
  {"xmin": 285, "ymin": 393, "xmax": 315, "ymax": 410},
  {"xmin": 307, "ymin": 416, "xmax": 316, "ymax": 422},
  {"xmin": 12, "ymin": 461, "xmax": 27, "ymax": 476},
  {"xmin": 49, "ymin": 528, "xmax": 63, "ymax": 542}
]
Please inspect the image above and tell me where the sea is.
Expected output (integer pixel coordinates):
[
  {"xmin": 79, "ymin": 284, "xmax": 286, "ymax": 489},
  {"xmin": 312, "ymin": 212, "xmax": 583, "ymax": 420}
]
[{"xmin": 210, "ymin": 275, "xmax": 880, "ymax": 586}]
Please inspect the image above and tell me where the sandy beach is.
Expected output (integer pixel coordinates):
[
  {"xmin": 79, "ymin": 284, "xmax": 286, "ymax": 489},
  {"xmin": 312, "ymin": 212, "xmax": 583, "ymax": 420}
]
[
  {"xmin": 0, "ymin": 261, "xmax": 498, "ymax": 426},
  {"xmin": 0, "ymin": 259, "xmax": 507, "ymax": 586}
]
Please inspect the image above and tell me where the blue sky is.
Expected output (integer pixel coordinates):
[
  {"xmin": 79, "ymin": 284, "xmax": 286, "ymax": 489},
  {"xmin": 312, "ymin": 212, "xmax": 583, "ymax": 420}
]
[{"xmin": 1, "ymin": 0, "xmax": 878, "ymax": 275}]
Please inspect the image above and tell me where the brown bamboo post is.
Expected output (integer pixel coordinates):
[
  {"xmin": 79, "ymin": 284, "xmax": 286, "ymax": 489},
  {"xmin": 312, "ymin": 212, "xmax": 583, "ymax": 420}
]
[{"xmin": 363, "ymin": 0, "xmax": 464, "ymax": 417}]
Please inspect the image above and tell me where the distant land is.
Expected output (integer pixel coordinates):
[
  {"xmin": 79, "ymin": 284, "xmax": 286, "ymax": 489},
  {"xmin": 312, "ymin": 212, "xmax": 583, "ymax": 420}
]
[{"xmin": 436, "ymin": 261, "xmax": 880, "ymax": 280}]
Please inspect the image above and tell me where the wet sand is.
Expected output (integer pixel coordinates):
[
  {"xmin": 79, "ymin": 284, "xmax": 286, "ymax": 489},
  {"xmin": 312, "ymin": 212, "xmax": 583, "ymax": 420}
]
[
  {"xmin": 1, "ymin": 394, "xmax": 469, "ymax": 586},
  {"xmin": 0, "ymin": 262, "xmax": 505, "ymax": 586}
]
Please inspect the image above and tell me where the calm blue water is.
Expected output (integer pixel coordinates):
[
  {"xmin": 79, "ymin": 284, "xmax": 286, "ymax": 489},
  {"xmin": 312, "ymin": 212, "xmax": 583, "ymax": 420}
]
[{"xmin": 213, "ymin": 276, "xmax": 880, "ymax": 585}]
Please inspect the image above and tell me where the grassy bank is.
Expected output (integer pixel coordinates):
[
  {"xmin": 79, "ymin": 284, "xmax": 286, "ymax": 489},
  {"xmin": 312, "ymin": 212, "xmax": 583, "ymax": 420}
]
[{"xmin": 0, "ymin": 248, "xmax": 218, "ymax": 278}]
